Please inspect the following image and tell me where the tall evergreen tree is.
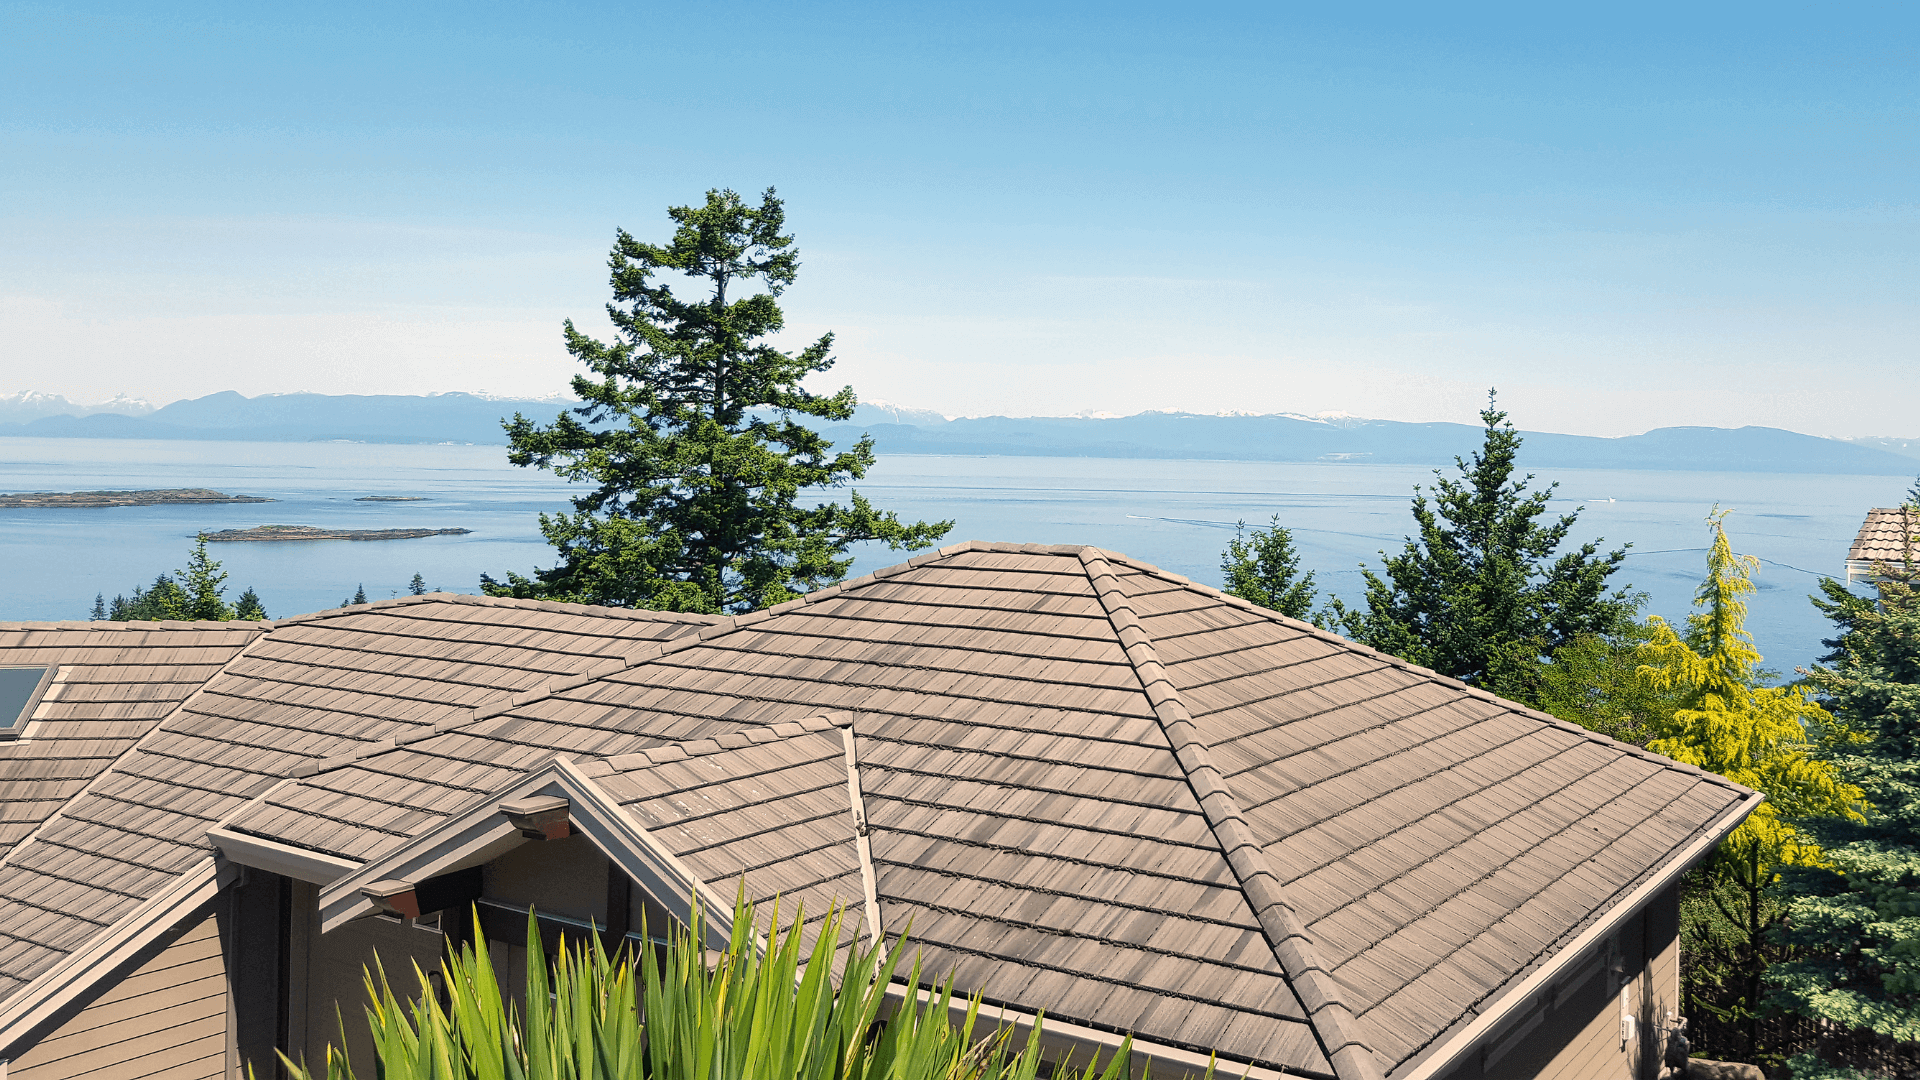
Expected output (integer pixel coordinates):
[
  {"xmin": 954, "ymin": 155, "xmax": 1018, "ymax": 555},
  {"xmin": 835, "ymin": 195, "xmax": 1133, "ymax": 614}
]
[
  {"xmin": 1640, "ymin": 510, "xmax": 1861, "ymax": 866},
  {"xmin": 408, "ymin": 573, "xmax": 428, "ymax": 596},
  {"xmin": 111, "ymin": 573, "xmax": 189, "ymax": 621},
  {"xmin": 1219, "ymin": 516, "xmax": 1318, "ymax": 621},
  {"xmin": 234, "ymin": 588, "xmax": 268, "ymax": 621},
  {"xmin": 1770, "ymin": 497, "xmax": 1920, "ymax": 1056},
  {"xmin": 176, "ymin": 535, "xmax": 231, "ymax": 621},
  {"xmin": 1325, "ymin": 392, "xmax": 1635, "ymax": 700},
  {"xmin": 489, "ymin": 188, "xmax": 951, "ymax": 614},
  {"xmin": 1639, "ymin": 511, "xmax": 1864, "ymax": 1060},
  {"xmin": 101, "ymin": 537, "xmax": 267, "ymax": 622},
  {"xmin": 89, "ymin": 593, "xmax": 107, "ymax": 621}
]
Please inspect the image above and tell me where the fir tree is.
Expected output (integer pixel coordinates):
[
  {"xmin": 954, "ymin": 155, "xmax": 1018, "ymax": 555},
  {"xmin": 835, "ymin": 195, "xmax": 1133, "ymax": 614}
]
[
  {"xmin": 99, "ymin": 537, "xmax": 264, "ymax": 622},
  {"xmin": 1640, "ymin": 510, "xmax": 1862, "ymax": 866},
  {"xmin": 345, "ymin": 584, "xmax": 368, "ymax": 607},
  {"xmin": 234, "ymin": 588, "xmax": 268, "ymax": 621},
  {"xmin": 89, "ymin": 593, "xmax": 106, "ymax": 621},
  {"xmin": 489, "ymin": 188, "xmax": 952, "ymax": 614},
  {"xmin": 1325, "ymin": 392, "xmax": 1635, "ymax": 700},
  {"xmin": 176, "ymin": 535, "xmax": 231, "ymax": 620},
  {"xmin": 113, "ymin": 574, "xmax": 189, "ymax": 621},
  {"xmin": 1639, "ymin": 510, "xmax": 1864, "ymax": 1059},
  {"xmin": 1770, "ymin": 495, "xmax": 1920, "ymax": 1055},
  {"xmin": 1219, "ymin": 516, "xmax": 1318, "ymax": 621},
  {"xmin": 409, "ymin": 573, "xmax": 428, "ymax": 596}
]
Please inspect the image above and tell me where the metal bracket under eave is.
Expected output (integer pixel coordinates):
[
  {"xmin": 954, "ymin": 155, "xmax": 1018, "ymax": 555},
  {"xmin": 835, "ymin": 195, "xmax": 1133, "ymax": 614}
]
[{"xmin": 361, "ymin": 878, "xmax": 422, "ymax": 919}]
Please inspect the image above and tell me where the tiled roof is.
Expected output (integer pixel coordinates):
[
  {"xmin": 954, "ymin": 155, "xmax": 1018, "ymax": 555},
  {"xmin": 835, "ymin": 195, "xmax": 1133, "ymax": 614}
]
[
  {"xmin": 575, "ymin": 717, "xmax": 867, "ymax": 951},
  {"xmin": 0, "ymin": 622, "xmax": 267, "ymax": 861},
  {"xmin": 1849, "ymin": 506, "xmax": 1918, "ymax": 564},
  {"xmin": 0, "ymin": 596, "xmax": 716, "ymax": 1003},
  {"xmin": 1, "ymin": 549, "xmax": 1755, "ymax": 1080}
]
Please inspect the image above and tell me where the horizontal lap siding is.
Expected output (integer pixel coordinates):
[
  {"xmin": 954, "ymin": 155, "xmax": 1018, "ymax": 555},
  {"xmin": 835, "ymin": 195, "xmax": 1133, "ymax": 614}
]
[{"xmin": 8, "ymin": 905, "xmax": 227, "ymax": 1080}]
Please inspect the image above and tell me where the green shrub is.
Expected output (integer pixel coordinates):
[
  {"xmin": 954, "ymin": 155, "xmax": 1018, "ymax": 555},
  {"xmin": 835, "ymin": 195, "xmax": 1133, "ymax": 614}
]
[{"xmin": 276, "ymin": 899, "xmax": 1150, "ymax": 1080}]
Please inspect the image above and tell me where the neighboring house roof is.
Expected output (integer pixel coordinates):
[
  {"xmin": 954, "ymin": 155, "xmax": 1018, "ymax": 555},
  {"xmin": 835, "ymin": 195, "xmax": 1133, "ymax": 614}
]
[
  {"xmin": 0, "ymin": 544, "xmax": 1759, "ymax": 1080},
  {"xmin": 0, "ymin": 622, "xmax": 267, "ymax": 861},
  {"xmin": 1848, "ymin": 505, "xmax": 1917, "ymax": 565},
  {"xmin": 0, "ymin": 597, "xmax": 716, "ymax": 1006}
]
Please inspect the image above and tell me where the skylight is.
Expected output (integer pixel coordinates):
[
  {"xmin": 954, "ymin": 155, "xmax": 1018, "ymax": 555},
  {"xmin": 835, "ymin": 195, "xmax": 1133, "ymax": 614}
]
[{"xmin": 0, "ymin": 667, "xmax": 53, "ymax": 738}]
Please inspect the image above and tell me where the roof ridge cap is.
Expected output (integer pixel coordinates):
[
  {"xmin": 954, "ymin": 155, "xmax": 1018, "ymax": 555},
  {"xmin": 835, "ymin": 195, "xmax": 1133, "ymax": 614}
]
[
  {"xmin": 1077, "ymin": 549, "xmax": 1384, "ymax": 1080},
  {"xmin": 603, "ymin": 713, "xmax": 848, "ymax": 770},
  {"xmin": 280, "ymin": 592, "xmax": 728, "ymax": 625},
  {"xmin": 1094, "ymin": 553, "xmax": 1746, "ymax": 792},
  {"xmin": 0, "ymin": 620, "xmax": 273, "ymax": 631}
]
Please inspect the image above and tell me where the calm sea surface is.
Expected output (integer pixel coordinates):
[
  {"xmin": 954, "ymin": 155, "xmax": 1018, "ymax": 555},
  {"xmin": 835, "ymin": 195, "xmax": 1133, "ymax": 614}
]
[{"xmin": 0, "ymin": 437, "xmax": 1908, "ymax": 678}]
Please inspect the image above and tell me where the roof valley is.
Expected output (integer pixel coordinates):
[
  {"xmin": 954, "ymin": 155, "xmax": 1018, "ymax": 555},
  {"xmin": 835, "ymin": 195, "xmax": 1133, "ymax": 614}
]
[{"xmin": 1076, "ymin": 549, "xmax": 1386, "ymax": 1080}]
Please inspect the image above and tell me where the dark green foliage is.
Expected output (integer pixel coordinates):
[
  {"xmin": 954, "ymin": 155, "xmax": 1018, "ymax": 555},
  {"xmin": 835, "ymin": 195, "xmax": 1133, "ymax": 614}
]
[
  {"xmin": 89, "ymin": 593, "xmax": 106, "ymax": 621},
  {"xmin": 488, "ymin": 188, "xmax": 951, "ymax": 614},
  {"xmin": 109, "ymin": 573, "xmax": 188, "ymax": 621},
  {"xmin": 408, "ymin": 573, "xmax": 427, "ymax": 596},
  {"xmin": 1681, "ymin": 849, "xmax": 1800, "ymax": 1067},
  {"xmin": 235, "ymin": 588, "xmax": 268, "ymax": 621},
  {"xmin": 1528, "ymin": 620, "xmax": 1682, "ymax": 746},
  {"xmin": 344, "ymin": 584, "xmax": 368, "ymax": 608},
  {"xmin": 1325, "ymin": 392, "xmax": 1635, "ymax": 702},
  {"xmin": 102, "ymin": 536, "xmax": 267, "ymax": 622},
  {"xmin": 1219, "ymin": 515, "xmax": 1318, "ymax": 621},
  {"xmin": 1769, "ymin": 519, "xmax": 1920, "ymax": 1052}
]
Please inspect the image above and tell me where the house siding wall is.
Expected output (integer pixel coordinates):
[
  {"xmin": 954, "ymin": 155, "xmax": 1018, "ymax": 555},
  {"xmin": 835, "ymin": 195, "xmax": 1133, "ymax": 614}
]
[
  {"xmin": 295, "ymin": 904, "xmax": 447, "ymax": 1073},
  {"xmin": 6, "ymin": 903, "xmax": 228, "ymax": 1080},
  {"xmin": 1432, "ymin": 882, "xmax": 1680, "ymax": 1080}
]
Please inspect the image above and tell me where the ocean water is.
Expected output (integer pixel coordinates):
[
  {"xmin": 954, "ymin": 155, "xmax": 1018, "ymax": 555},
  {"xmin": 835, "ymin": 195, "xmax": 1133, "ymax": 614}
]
[{"xmin": 0, "ymin": 437, "xmax": 1908, "ymax": 678}]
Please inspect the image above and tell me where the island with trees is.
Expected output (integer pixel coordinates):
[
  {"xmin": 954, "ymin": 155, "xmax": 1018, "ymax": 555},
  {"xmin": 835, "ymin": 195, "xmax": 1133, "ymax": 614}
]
[
  {"xmin": 199, "ymin": 524, "xmax": 471, "ymax": 542},
  {"xmin": 0, "ymin": 487, "xmax": 273, "ymax": 508}
]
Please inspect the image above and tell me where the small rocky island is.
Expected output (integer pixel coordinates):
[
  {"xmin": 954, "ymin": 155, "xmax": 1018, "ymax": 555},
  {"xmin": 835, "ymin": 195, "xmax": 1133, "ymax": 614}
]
[
  {"xmin": 0, "ymin": 488, "xmax": 275, "ymax": 509},
  {"xmin": 353, "ymin": 496, "xmax": 428, "ymax": 502},
  {"xmin": 201, "ymin": 525, "xmax": 472, "ymax": 542}
]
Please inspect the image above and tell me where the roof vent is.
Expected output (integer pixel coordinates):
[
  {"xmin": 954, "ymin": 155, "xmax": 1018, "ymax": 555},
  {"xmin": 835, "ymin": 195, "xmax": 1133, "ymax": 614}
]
[{"xmin": 500, "ymin": 795, "xmax": 571, "ymax": 840}]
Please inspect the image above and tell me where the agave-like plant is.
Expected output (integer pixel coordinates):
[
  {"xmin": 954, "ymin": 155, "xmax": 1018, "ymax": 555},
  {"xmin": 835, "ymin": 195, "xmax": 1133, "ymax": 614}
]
[{"xmin": 274, "ymin": 898, "xmax": 1148, "ymax": 1080}]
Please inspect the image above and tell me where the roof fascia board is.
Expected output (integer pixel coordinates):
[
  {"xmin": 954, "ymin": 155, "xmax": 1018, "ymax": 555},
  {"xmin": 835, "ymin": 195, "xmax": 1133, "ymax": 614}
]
[
  {"xmin": 840, "ymin": 726, "xmax": 883, "ymax": 953},
  {"xmin": 315, "ymin": 759, "xmax": 734, "ymax": 947},
  {"xmin": 1388, "ymin": 790, "xmax": 1765, "ymax": 1080},
  {"xmin": 317, "ymin": 766, "xmax": 569, "ymax": 931},
  {"xmin": 551, "ymin": 758, "xmax": 736, "ymax": 948},
  {"xmin": 881, "ymin": 983, "xmax": 1314, "ymax": 1080},
  {"xmin": 207, "ymin": 826, "xmax": 359, "ymax": 886},
  {"xmin": 0, "ymin": 856, "xmax": 233, "ymax": 1056}
]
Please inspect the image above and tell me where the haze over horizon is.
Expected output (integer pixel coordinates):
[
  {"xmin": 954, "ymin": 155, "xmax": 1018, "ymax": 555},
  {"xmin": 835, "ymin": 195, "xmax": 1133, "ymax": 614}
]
[{"xmin": 3, "ymin": 3, "xmax": 1914, "ymax": 438}]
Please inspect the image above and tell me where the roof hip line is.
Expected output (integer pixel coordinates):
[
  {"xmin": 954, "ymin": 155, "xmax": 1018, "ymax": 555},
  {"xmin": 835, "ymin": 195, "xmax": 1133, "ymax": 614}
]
[{"xmin": 1076, "ymin": 549, "xmax": 1386, "ymax": 1080}]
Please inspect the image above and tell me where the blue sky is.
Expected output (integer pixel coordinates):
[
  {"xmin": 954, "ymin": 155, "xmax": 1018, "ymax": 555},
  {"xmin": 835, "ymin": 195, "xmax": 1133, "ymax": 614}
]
[{"xmin": 1, "ymin": 1, "xmax": 1914, "ymax": 436}]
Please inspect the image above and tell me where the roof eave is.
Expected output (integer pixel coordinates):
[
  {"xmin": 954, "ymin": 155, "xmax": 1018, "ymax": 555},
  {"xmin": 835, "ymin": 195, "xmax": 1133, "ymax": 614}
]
[
  {"xmin": 1385, "ymin": 788, "xmax": 1764, "ymax": 1080},
  {"xmin": 0, "ymin": 856, "xmax": 234, "ymax": 1057}
]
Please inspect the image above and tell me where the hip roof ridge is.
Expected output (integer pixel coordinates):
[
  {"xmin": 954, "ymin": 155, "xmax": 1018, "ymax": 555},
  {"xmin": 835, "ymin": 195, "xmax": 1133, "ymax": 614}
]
[
  {"xmin": 1090, "ymin": 551, "xmax": 1750, "ymax": 795},
  {"xmin": 1076, "ymin": 549, "xmax": 1385, "ymax": 1080}
]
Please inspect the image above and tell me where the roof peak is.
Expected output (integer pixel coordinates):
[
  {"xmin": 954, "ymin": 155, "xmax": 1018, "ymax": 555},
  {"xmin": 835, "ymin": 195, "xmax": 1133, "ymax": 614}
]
[
  {"xmin": 0, "ymin": 619, "xmax": 273, "ymax": 631},
  {"xmin": 270, "ymin": 590, "xmax": 729, "ymax": 626}
]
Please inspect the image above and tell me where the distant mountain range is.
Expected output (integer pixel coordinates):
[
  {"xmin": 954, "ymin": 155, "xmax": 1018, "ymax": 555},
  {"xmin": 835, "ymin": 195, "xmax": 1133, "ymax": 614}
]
[{"xmin": 1, "ymin": 390, "xmax": 1916, "ymax": 476}]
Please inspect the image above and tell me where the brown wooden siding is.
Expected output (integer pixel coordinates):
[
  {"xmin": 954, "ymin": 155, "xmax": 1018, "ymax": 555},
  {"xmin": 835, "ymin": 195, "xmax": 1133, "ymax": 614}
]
[{"xmin": 8, "ymin": 905, "xmax": 227, "ymax": 1080}]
